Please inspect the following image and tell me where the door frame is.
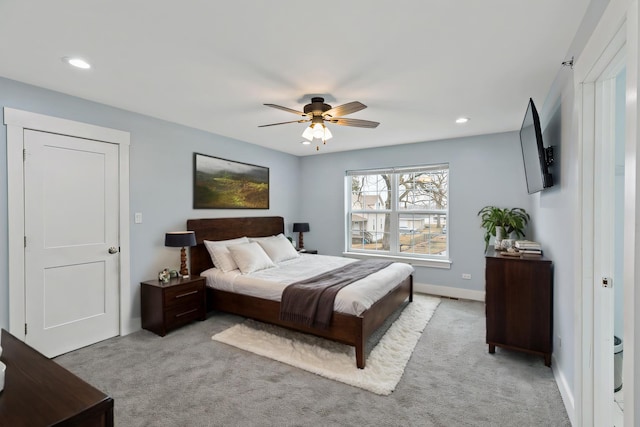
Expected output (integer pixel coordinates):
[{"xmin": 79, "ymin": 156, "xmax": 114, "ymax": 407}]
[
  {"xmin": 574, "ymin": 0, "xmax": 638, "ymax": 425},
  {"xmin": 3, "ymin": 107, "xmax": 133, "ymax": 340},
  {"xmin": 584, "ymin": 35, "xmax": 625, "ymax": 427}
]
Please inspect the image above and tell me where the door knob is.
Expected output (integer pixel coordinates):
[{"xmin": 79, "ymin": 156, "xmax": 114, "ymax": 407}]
[{"xmin": 108, "ymin": 247, "xmax": 118, "ymax": 254}]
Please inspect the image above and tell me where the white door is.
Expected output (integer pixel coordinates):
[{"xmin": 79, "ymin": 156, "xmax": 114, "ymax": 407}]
[{"xmin": 24, "ymin": 129, "xmax": 120, "ymax": 357}]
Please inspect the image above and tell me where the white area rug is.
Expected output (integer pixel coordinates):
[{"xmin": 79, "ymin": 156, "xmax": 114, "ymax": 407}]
[{"xmin": 212, "ymin": 294, "xmax": 440, "ymax": 395}]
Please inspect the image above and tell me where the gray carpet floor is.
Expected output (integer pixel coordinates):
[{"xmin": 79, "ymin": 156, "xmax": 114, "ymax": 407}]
[{"xmin": 55, "ymin": 297, "xmax": 570, "ymax": 426}]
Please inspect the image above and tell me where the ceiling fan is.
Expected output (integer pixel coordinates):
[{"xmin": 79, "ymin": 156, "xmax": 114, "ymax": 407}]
[{"xmin": 259, "ymin": 97, "xmax": 379, "ymax": 150}]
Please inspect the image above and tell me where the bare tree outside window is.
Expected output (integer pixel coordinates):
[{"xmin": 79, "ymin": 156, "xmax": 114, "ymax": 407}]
[{"xmin": 348, "ymin": 165, "xmax": 448, "ymax": 258}]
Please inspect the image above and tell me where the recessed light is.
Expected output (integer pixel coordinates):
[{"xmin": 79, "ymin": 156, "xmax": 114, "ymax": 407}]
[
  {"xmin": 300, "ymin": 140, "xmax": 311, "ymax": 145},
  {"xmin": 455, "ymin": 117, "xmax": 470, "ymax": 124},
  {"xmin": 62, "ymin": 57, "xmax": 91, "ymax": 69}
]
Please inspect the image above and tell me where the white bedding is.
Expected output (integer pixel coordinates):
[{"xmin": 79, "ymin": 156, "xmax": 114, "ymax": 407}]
[{"xmin": 201, "ymin": 254, "xmax": 414, "ymax": 316}]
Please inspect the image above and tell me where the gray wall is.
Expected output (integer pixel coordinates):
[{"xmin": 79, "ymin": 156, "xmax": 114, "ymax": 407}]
[
  {"xmin": 0, "ymin": 77, "xmax": 540, "ymax": 331},
  {"xmin": 0, "ymin": 76, "xmax": 300, "ymax": 331},
  {"xmin": 533, "ymin": 67, "xmax": 578, "ymax": 404},
  {"xmin": 299, "ymin": 132, "xmax": 532, "ymax": 293}
]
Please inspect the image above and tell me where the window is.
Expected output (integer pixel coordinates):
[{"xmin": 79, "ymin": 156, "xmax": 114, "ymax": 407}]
[{"xmin": 346, "ymin": 164, "xmax": 449, "ymax": 264}]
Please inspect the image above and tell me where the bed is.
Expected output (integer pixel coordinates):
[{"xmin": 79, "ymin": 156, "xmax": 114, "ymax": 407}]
[{"xmin": 187, "ymin": 216, "xmax": 413, "ymax": 369}]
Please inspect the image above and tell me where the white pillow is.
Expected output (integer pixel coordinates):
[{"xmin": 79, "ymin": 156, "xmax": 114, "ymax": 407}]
[
  {"xmin": 203, "ymin": 237, "xmax": 249, "ymax": 272},
  {"xmin": 248, "ymin": 235, "xmax": 277, "ymax": 242},
  {"xmin": 257, "ymin": 234, "xmax": 299, "ymax": 263},
  {"xmin": 227, "ymin": 242, "xmax": 276, "ymax": 274}
]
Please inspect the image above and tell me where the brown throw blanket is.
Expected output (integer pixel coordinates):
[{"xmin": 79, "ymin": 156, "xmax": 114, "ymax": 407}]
[{"xmin": 280, "ymin": 259, "xmax": 393, "ymax": 329}]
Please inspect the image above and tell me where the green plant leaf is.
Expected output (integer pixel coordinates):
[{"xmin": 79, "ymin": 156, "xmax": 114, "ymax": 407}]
[{"xmin": 477, "ymin": 205, "xmax": 530, "ymax": 251}]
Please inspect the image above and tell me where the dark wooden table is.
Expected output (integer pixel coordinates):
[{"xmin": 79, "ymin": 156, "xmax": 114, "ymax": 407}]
[
  {"xmin": 0, "ymin": 329, "xmax": 114, "ymax": 426},
  {"xmin": 141, "ymin": 276, "xmax": 207, "ymax": 336}
]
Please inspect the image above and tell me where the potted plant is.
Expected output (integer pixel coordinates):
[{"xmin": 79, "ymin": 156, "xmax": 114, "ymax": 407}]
[{"xmin": 477, "ymin": 206, "xmax": 530, "ymax": 251}]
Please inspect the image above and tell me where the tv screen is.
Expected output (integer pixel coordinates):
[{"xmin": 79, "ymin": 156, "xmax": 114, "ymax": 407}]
[{"xmin": 519, "ymin": 98, "xmax": 553, "ymax": 194}]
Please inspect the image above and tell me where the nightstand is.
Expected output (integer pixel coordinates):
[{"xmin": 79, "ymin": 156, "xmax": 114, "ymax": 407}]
[{"xmin": 141, "ymin": 276, "xmax": 206, "ymax": 336}]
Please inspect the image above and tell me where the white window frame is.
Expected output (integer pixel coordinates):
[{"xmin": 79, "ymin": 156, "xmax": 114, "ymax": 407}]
[{"xmin": 344, "ymin": 164, "xmax": 451, "ymax": 269}]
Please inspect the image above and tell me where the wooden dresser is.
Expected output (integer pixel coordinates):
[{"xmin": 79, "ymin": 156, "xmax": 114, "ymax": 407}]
[
  {"xmin": 485, "ymin": 247, "xmax": 553, "ymax": 366},
  {"xmin": 0, "ymin": 329, "xmax": 114, "ymax": 426}
]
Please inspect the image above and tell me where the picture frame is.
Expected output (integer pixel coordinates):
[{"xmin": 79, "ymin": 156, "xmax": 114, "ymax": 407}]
[{"xmin": 193, "ymin": 153, "xmax": 269, "ymax": 209}]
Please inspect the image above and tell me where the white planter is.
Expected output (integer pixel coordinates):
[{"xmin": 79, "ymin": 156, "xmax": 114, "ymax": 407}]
[{"xmin": 495, "ymin": 226, "xmax": 505, "ymax": 248}]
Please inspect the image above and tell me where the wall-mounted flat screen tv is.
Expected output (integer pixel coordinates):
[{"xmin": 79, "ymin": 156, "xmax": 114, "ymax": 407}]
[{"xmin": 519, "ymin": 98, "xmax": 553, "ymax": 194}]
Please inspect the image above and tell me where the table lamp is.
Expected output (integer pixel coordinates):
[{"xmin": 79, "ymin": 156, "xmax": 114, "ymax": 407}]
[
  {"xmin": 165, "ymin": 231, "xmax": 197, "ymax": 277},
  {"xmin": 292, "ymin": 223, "xmax": 310, "ymax": 250}
]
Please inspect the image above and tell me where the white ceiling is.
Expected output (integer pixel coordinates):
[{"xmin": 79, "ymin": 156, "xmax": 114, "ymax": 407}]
[{"xmin": 0, "ymin": 1, "xmax": 590, "ymax": 156}]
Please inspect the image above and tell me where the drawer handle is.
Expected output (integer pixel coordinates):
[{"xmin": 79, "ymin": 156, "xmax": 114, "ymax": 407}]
[
  {"xmin": 175, "ymin": 290, "xmax": 198, "ymax": 299},
  {"xmin": 175, "ymin": 308, "xmax": 198, "ymax": 318}
]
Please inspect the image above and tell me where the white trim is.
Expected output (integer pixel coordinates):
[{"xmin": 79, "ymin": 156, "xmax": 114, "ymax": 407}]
[
  {"xmin": 118, "ymin": 140, "xmax": 134, "ymax": 335},
  {"xmin": 342, "ymin": 251, "xmax": 452, "ymax": 269},
  {"xmin": 6, "ymin": 122, "xmax": 25, "ymax": 337},
  {"xmin": 3, "ymin": 107, "xmax": 132, "ymax": 339},
  {"xmin": 4, "ymin": 108, "xmax": 129, "ymax": 144},
  {"xmin": 553, "ymin": 359, "xmax": 576, "ymax": 426},
  {"xmin": 623, "ymin": 4, "xmax": 639, "ymax": 427},
  {"xmin": 578, "ymin": 78, "xmax": 596, "ymax": 427},
  {"xmin": 413, "ymin": 281, "xmax": 484, "ymax": 302}
]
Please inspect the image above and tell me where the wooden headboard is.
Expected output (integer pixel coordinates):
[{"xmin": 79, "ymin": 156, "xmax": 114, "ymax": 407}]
[{"xmin": 187, "ymin": 216, "xmax": 285, "ymax": 275}]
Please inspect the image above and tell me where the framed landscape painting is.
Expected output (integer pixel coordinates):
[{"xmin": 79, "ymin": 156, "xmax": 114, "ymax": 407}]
[{"xmin": 193, "ymin": 153, "xmax": 269, "ymax": 209}]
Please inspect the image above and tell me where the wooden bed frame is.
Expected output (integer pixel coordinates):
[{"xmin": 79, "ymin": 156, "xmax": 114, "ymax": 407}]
[{"xmin": 187, "ymin": 216, "xmax": 413, "ymax": 369}]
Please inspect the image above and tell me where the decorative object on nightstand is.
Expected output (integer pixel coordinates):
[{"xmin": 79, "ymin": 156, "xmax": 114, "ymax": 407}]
[
  {"xmin": 140, "ymin": 276, "xmax": 206, "ymax": 337},
  {"xmin": 165, "ymin": 231, "xmax": 197, "ymax": 277},
  {"xmin": 158, "ymin": 268, "xmax": 171, "ymax": 283},
  {"xmin": 293, "ymin": 222, "xmax": 310, "ymax": 250}
]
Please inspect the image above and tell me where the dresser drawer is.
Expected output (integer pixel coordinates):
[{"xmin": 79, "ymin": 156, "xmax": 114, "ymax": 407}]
[
  {"xmin": 165, "ymin": 304, "xmax": 204, "ymax": 330},
  {"xmin": 163, "ymin": 281, "xmax": 204, "ymax": 308}
]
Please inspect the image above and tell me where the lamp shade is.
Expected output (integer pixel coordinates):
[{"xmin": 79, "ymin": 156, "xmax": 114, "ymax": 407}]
[
  {"xmin": 165, "ymin": 231, "xmax": 196, "ymax": 247},
  {"xmin": 292, "ymin": 223, "xmax": 310, "ymax": 233},
  {"xmin": 302, "ymin": 126, "xmax": 314, "ymax": 141}
]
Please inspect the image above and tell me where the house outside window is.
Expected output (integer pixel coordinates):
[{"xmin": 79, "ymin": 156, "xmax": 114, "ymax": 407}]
[{"xmin": 346, "ymin": 164, "xmax": 449, "ymax": 265}]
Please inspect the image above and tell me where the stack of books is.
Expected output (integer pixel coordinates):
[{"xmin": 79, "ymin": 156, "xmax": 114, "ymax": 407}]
[{"xmin": 515, "ymin": 240, "xmax": 542, "ymax": 256}]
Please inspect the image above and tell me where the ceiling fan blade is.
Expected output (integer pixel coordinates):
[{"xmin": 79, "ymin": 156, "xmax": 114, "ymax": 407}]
[
  {"xmin": 264, "ymin": 104, "xmax": 307, "ymax": 116},
  {"xmin": 258, "ymin": 119, "xmax": 310, "ymax": 128},
  {"xmin": 322, "ymin": 101, "xmax": 367, "ymax": 118},
  {"xmin": 327, "ymin": 117, "xmax": 380, "ymax": 128}
]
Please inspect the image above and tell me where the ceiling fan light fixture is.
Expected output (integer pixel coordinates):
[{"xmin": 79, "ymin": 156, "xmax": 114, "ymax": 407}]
[
  {"xmin": 302, "ymin": 123, "xmax": 333, "ymax": 142},
  {"xmin": 323, "ymin": 126, "xmax": 333, "ymax": 140},
  {"xmin": 311, "ymin": 123, "xmax": 325, "ymax": 139},
  {"xmin": 262, "ymin": 97, "xmax": 376, "ymax": 150},
  {"xmin": 302, "ymin": 126, "xmax": 314, "ymax": 141}
]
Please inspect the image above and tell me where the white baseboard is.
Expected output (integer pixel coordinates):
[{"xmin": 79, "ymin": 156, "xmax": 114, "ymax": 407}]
[
  {"xmin": 121, "ymin": 316, "xmax": 142, "ymax": 336},
  {"xmin": 552, "ymin": 355, "xmax": 575, "ymax": 426},
  {"xmin": 414, "ymin": 282, "xmax": 485, "ymax": 302}
]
